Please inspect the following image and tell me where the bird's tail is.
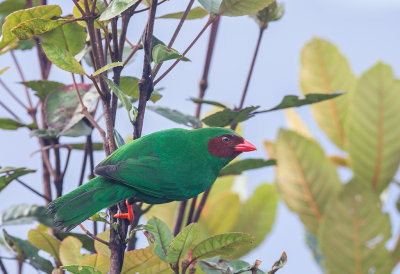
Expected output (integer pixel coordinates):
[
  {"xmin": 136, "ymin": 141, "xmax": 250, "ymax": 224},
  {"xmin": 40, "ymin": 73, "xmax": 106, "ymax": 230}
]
[{"xmin": 47, "ymin": 176, "xmax": 136, "ymax": 232}]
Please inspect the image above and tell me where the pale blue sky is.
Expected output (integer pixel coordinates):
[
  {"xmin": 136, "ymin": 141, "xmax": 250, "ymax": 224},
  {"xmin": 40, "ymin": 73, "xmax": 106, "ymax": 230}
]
[{"xmin": 0, "ymin": 0, "xmax": 399, "ymax": 273}]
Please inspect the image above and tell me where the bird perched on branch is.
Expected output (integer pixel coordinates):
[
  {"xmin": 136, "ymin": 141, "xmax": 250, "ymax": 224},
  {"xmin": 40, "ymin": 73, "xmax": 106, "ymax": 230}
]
[{"xmin": 48, "ymin": 127, "xmax": 256, "ymax": 231}]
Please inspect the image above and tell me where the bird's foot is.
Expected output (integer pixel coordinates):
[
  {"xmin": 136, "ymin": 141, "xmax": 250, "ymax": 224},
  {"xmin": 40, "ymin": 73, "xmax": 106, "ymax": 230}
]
[{"xmin": 114, "ymin": 200, "xmax": 134, "ymax": 225}]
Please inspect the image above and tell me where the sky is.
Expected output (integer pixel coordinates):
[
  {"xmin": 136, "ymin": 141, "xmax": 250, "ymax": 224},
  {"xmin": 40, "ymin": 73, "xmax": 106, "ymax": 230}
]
[{"xmin": 0, "ymin": 0, "xmax": 400, "ymax": 273}]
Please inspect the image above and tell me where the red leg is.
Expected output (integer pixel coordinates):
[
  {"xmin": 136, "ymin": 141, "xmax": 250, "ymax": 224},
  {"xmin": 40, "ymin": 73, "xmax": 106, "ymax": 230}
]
[{"xmin": 113, "ymin": 200, "xmax": 134, "ymax": 225}]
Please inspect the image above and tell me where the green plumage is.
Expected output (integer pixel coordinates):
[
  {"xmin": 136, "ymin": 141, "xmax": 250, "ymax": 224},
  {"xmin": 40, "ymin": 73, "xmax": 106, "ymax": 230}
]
[{"xmin": 48, "ymin": 127, "xmax": 241, "ymax": 231}]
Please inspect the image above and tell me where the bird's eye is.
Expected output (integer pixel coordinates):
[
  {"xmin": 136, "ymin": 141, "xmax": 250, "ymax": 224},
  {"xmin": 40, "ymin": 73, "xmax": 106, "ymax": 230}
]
[{"xmin": 222, "ymin": 136, "xmax": 230, "ymax": 143}]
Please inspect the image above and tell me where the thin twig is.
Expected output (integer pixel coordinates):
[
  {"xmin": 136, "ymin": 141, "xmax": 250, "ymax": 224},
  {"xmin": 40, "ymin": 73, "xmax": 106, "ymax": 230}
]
[
  {"xmin": 193, "ymin": 189, "xmax": 210, "ymax": 222},
  {"xmin": 0, "ymin": 79, "xmax": 27, "ymax": 109},
  {"xmin": 10, "ymin": 51, "xmax": 33, "ymax": 110},
  {"xmin": 173, "ymin": 200, "xmax": 187, "ymax": 236},
  {"xmin": 123, "ymin": 37, "xmax": 143, "ymax": 66},
  {"xmin": 152, "ymin": 0, "xmax": 195, "ymax": 78},
  {"xmin": 79, "ymin": 224, "xmax": 110, "ymax": 246},
  {"xmin": 72, "ymin": 0, "xmax": 86, "ymax": 15},
  {"xmin": 132, "ymin": 0, "xmax": 167, "ymax": 14},
  {"xmin": 15, "ymin": 178, "xmax": 51, "ymax": 202},
  {"xmin": 0, "ymin": 257, "xmax": 8, "ymax": 274},
  {"xmin": 0, "ymin": 99, "xmax": 21, "ymax": 120}
]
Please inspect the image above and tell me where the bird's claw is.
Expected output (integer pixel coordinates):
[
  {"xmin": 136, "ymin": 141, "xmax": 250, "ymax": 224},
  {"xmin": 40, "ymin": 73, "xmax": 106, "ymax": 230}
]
[{"xmin": 114, "ymin": 200, "xmax": 134, "ymax": 225}]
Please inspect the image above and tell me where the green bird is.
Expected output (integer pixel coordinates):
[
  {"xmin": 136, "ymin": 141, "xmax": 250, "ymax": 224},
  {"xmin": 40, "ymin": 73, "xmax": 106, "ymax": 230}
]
[{"xmin": 48, "ymin": 127, "xmax": 256, "ymax": 231}]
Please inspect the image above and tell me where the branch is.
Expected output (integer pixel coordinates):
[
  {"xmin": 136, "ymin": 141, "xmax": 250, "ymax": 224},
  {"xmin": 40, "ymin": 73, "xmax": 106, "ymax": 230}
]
[
  {"xmin": 132, "ymin": 0, "xmax": 167, "ymax": 14},
  {"xmin": 79, "ymin": 224, "xmax": 110, "ymax": 246},
  {"xmin": 15, "ymin": 178, "xmax": 51, "ymax": 202},
  {"xmin": 173, "ymin": 200, "xmax": 187, "ymax": 236},
  {"xmin": 152, "ymin": 0, "xmax": 195, "ymax": 78},
  {"xmin": 231, "ymin": 27, "xmax": 265, "ymax": 130},
  {"xmin": 123, "ymin": 37, "xmax": 143, "ymax": 66},
  {"xmin": 153, "ymin": 17, "xmax": 215, "ymax": 86},
  {"xmin": 133, "ymin": 0, "xmax": 158, "ymax": 139},
  {"xmin": 0, "ymin": 79, "xmax": 27, "ymax": 109},
  {"xmin": 0, "ymin": 257, "xmax": 7, "ymax": 274},
  {"xmin": 193, "ymin": 188, "xmax": 210, "ymax": 222}
]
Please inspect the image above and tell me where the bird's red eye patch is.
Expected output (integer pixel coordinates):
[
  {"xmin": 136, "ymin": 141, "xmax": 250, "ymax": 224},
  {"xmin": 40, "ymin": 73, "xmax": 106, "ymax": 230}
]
[{"xmin": 207, "ymin": 135, "xmax": 244, "ymax": 158}]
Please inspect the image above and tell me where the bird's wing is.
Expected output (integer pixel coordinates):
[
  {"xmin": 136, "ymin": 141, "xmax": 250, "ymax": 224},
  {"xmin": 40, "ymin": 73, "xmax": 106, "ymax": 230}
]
[{"xmin": 94, "ymin": 155, "xmax": 179, "ymax": 200}]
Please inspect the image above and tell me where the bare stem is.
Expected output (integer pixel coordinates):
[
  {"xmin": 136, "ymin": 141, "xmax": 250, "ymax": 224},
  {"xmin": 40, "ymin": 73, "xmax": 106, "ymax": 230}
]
[
  {"xmin": 79, "ymin": 224, "xmax": 110, "ymax": 246},
  {"xmin": 152, "ymin": 0, "xmax": 195, "ymax": 78},
  {"xmin": 0, "ymin": 99, "xmax": 21, "ymax": 120},
  {"xmin": 10, "ymin": 51, "xmax": 33, "ymax": 110},
  {"xmin": 15, "ymin": 178, "xmax": 51, "ymax": 202},
  {"xmin": 0, "ymin": 257, "xmax": 7, "ymax": 274},
  {"xmin": 0, "ymin": 79, "xmax": 27, "ymax": 109}
]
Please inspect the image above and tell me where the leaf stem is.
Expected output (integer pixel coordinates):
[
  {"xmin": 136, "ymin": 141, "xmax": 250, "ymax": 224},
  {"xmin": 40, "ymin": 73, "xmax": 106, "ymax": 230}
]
[
  {"xmin": 0, "ymin": 99, "xmax": 21, "ymax": 120},
  {"xmin": 0, "ymin": 79, "xmax": 27, "ymax": 109},
  {"xmin": 10, "ymin": 51, "xmax": 33, "ymax": 110}
]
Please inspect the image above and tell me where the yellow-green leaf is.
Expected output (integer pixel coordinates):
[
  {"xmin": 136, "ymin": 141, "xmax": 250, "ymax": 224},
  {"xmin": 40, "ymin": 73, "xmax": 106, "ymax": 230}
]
[
  {"xmin": 300, "ymin": 38, "xmax": 357, "ymax": 149},
  {"xmin": 347, "ymin": 63, "xmax": 400, "ymax": 193},
  {"xmin": 94, "ymin": 228, "xmax": 110, "ymax": 257},
  {"xmin": 284, "ymin": 108, "xmax": 313, "ymax": 139},
  {"xmin": 158, "ymin": 7, "xmax": 209, "ymax": 20},
  {"xmin": 220, "ymin": 0, "xmax": 274, "ymax": 17},
  {"xmin": 99, "ymin": 0, "xmax": 140, "ymax": 21},
  {"xmin": 121, "ymin": 246, "xmax": 170, "ymax": 274},
  {"xmin": 275, "ymin": 129, "xmax": 341, "ymax": 234},
  {"xmin": 319, "ymin": 182, "xmax": 393, "ymax": 273},
  {"xmin": 93, "ymin": 62, "xmax": 123, "ymax": 76},
  {"xmin": 73, "ymin": 0, "xmax": 105, "ymax": 29},
  {"xmin": 0, "ymin": 5, "xmax": 61, "ymax": 51},
  {"xmin": 42, "ymin": 42, "xmax": 86, "ymax": 74},
  {"xmin": 230, "ymin": 184, "xmax": 278, "ymax": 258},
  {"xmin": 59, "ymin": 236, "xmax": 83, "ymax": 266},
  {"xmin": 27, "ymin": 229, "xmax": 60, "ymax": 260},
  {"xmin": 80, "ymin": 253, "xmax": 110, "ymax": 273},
  {"xmin": 191, "ymin": 232, "xmax": 254, "ymax": 261},
  {"xmin": 166, "ymin": 223, "xmax": 199, "ymax": 264},
  {"xmin": 11, "ymin": 18, "xmax": 68, "ymax": 40}
]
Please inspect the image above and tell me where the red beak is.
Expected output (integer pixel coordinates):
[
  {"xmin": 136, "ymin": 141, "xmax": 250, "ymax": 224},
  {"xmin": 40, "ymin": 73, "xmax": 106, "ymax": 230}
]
[{"xmin": 234, "ymin": 139, "xmax": 257, "ymax": 152}]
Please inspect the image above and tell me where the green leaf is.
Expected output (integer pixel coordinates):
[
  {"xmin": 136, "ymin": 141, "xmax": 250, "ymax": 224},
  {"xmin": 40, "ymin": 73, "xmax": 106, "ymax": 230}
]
[
  {"xmin": 113, "ymin": 128, "xmax": 126, "ymax": 148},
  {"xmin": 41, "ymin": 21, "xmax": 86, "ymax": 56},
  {"xmin": 202, "ymin": 106, "xmax": 259, "ymax": 127},
  {"xmin": 219, "ymin": 158, "xmax": 276, "ymax": 176},
  {"xmin": 28, "ymin": 229, "xmax": 61, "ymax": 261},
  {"xmin": 300, "ymin": 38, "xmax": 357, "ymax": 149},
  {"xmin": 158, "ymin": 7, "xmax": 209, "ymax": 20},
  {"xmin": 45, "ymin": 83, "xmax": 94, "ymax": 134},
  {"xmin": 199, "ymin": 257, "xmax": 266, "ymax": 274},
  {"xmin": 58, "ymin": 232, "xmax": 95, "ymax": 253},
  {"xmin": 152, "ymin": 44, "xmax": 190, "ymax": 64},
  {"xmin": 198, "ymin": 0, "xmax": 222, "ymax": 14},
  {"xmin": 347, "ymin": 63, "xmax": 400, "ymax": 193},
  {"xmin": 254, "ymin": 93, "xmax": 344, "ymax": 113},
  {"xmin": 0, "ymin": 0, "xmax": 26, "ymax": 15},
  {"xmin": 102, "ymin": 76, "xmax": 133, "ymax": 122},
  {"xmin": 3, "ymin": 230, "xmax": 53, "ymax": 272},
  {"xmin": 119, "ymin": 76, "xmax": 162, "ymax": 103},
  {"xmin": 166, "ymin": 223, "xmax": 199, "ymax": 264},
  {"xmin": 89, "ymin": 212, "xmax": 109, "ymax": 224},
  {"xmin": 220, "ymin": 0, "xmax": 274, "ymax": 17},
  {"xmin": 65, "ymin": 142, "xmax": 104, "ymax": 151},
  {"xmin": 147, "ymin": 105, "xmax": 202, "ymax": 128},
  {"xmin": 191, "ymin": 232, "xmax": 254, "ymax": 261},
  {"xmin": 15, "ymin": 39, "xmax": 34, "ymax": 50},
  {"xmin": 275, "ymin": 129, "xmax": 341, "ymax": 234},
  {"xmin": 94, "ymin": 228, "xmax": 110, "ymax": 257},
  {"xmin": 147, "ymin": 217, "xmax": 174, "ymax": 262},
  {"xmin": 11, "ymin": 18, "xmax": 68, "ymax": 40},
  {"xmin": 0, "ymin": 118, "xmax": 35, "ymax": 130},
  {"xmin": 190, "ymin": 98, "xmax": 227, "ymax": 108},
  {"xmin": 59, "ymin": 236, "xmax": 83, "ymax": 265},
  {"xmin": 231, "ymin": 184, "xmax": 278, "ymax": 258},
  {"xmin": 0, "ymin": 167, "xmax": 36, "ymax": 192},
  {"xmin": 319, "ymin": 182, "xmax": 393, "ymax": 273},
  {"xmin": 29, "ymin": 129, "xmax": 60, "ymax": 138},
  {"xmin": 42, "ymin": 42, "xmax": 86, "ymax": 74},
  {"xmin": 99, "ymin": 0, "xmax": 140, "ymax": 21},
  {"xmin": 59, "ymin": 85, "xmax": 99, "ymax": 136},
  {"xmin": 0, "ymin": 204, "xmax": 54, "ymax": 227},
  {"xmin": 0, "ymin": 5, "xmax": 62, "ymax": 52},
  {"xmin": 252, "ymin": 1, "xmax": 285, "ymax": 29},
  {"xmin": 61, "ymin": 265, "xmax": 102, "ymax": 274},
  {"xmin": 93, "ymin": 62, "xmax": 124, "ymax": 76},
  {"xmin": 80, "ymin": 254, "xmax": 110, "ymax": 274},
  {"xmin": 20, "ymin": 80, "xmax": 65, "ymax": 100}
]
